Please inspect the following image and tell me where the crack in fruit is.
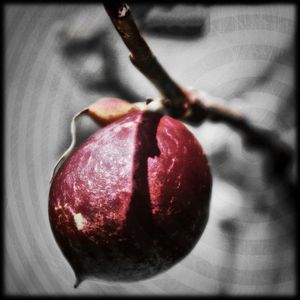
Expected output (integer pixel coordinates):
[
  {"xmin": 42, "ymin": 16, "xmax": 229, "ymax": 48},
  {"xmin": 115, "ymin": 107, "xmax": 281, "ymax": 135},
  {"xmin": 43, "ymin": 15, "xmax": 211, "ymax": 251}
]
[{"xmin": 125, "ymin": 112, "xmax": 162, "ymax": 248}]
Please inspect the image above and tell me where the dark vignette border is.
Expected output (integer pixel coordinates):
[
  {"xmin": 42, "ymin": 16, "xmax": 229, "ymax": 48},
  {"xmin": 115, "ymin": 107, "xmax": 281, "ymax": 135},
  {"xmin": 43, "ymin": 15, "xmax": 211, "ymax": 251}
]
[{"xmin": 0, "ymin": 0, "xmax": 298, "ymax": 298}]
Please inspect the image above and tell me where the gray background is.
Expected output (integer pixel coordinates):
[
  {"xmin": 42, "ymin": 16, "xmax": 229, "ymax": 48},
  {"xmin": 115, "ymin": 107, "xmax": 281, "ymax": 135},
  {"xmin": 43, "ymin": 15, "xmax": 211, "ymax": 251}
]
[{"xmin": 4, "ymin": 4, "xmax": 296, "ymax": 296}]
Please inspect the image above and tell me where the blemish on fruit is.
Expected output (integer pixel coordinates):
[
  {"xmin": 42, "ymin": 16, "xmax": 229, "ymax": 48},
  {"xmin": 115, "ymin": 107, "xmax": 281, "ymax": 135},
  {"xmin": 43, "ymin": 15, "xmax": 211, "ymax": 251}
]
[{"xmin": 74, "ymin": 213, "xmax": 85, "ymax": 231}]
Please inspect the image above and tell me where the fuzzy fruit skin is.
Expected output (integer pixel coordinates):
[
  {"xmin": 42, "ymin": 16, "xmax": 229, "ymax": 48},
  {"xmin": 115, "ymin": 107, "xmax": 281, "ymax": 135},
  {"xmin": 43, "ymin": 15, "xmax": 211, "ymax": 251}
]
[{"xmin": 49, "ymin": 111, "xmax": 212, "ymax": 285}]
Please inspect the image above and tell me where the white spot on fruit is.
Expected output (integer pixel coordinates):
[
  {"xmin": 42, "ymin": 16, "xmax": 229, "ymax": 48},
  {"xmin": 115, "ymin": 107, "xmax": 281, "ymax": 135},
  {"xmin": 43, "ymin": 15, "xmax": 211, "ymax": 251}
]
[{"xmin": 74, "ymin": 213, "xmax": 85, "ymax": 231}]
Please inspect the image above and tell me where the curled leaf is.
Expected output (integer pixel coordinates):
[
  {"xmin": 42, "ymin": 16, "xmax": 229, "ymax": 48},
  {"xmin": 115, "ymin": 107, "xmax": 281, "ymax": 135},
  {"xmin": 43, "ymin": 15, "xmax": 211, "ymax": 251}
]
[{"xmin": 50, "ymin": 109, "xmax": 87, "ymax": 183}]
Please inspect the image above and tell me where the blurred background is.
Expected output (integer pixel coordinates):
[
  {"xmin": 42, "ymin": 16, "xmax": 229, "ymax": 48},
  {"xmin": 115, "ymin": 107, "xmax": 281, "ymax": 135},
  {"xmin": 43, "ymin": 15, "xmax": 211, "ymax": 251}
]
[{"xmin": 4, "ymin": 3, "xmax": 296, "ymax": 296}]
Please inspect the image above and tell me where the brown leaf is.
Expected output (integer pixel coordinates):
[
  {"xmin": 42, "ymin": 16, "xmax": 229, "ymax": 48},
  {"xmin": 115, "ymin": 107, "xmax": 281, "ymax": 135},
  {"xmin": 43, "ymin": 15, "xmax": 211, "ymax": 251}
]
[{"xmin": 87, "ymin": 97, "xmax": 141, "ymax": 125}]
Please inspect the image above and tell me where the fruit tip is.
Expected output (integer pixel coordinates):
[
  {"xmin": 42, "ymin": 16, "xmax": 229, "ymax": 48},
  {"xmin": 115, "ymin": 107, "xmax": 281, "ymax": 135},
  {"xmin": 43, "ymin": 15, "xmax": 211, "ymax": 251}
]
[{"xmin": 73, "ymin": 277, "xmax": 82, "ymax": 288}]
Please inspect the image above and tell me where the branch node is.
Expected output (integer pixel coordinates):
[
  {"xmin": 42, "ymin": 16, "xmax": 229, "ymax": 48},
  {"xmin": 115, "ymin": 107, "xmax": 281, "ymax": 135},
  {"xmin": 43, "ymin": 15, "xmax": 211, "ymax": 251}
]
[{"xmin": 118, "ymin": 3, "xmax": 130, "ymax": 18}]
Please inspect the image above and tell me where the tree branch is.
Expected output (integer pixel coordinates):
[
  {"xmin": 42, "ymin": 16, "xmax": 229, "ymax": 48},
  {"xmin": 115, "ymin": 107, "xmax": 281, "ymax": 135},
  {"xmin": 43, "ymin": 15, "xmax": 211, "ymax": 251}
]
[
  {"xmin": 103, "ymin": 1, "xmax": 296, "ymax": 200},
  {"xmin": 103, "ymin": 0, "xmax": 191, "ymax": 118},
  {"xmin": 188, "ymin": 97, "xmax": 296, "ymax": 203}
]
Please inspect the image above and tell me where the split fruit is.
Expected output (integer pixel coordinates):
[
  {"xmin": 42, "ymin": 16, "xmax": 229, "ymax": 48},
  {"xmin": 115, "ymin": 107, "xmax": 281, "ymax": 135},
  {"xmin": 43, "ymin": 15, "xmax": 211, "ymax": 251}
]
[{"xmin": 49, "ymin": 107, "xmax": 212, "ymax": 287}]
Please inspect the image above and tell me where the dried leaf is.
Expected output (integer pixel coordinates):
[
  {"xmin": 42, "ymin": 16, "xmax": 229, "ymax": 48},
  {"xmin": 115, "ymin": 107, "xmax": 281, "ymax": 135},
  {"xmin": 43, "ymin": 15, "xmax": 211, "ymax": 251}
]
[{"xmin": 87, "ymin": 97, "xmax": 141, "ymax": 125}]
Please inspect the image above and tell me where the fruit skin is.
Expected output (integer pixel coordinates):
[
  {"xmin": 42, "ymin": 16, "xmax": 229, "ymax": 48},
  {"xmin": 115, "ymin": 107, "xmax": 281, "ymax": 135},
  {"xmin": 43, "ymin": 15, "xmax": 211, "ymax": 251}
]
[{"xmin": 49, "ymin": 111, "xmax": 212, "ymax": 285}]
